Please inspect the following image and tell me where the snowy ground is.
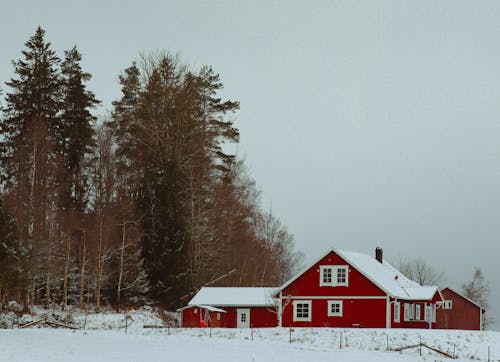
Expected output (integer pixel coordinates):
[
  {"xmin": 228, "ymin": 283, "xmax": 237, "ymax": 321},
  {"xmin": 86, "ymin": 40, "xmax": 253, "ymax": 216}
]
[
  {"xmin": 1, "ymin": 308, "xmax": 499, "ymax": 361},
  {"xmin": 1, "ymin": 326, "xmax": 499, "ymax": 362}
]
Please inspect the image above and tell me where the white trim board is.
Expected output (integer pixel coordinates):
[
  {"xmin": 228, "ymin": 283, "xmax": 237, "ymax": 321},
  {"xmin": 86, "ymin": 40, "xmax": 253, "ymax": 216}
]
[{"xmin": 282, "ymin": 295, "xmax": 387, "ymax": 300}]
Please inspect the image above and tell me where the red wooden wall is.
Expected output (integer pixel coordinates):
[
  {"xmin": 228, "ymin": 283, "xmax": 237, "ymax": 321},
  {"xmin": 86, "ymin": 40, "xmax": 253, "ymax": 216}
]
[
  {"xmin": 182, "ymin": 306, "xmax": 277, "ymax": 328},
  {"xmin": 436, "ymin": 289, "xmax": 482, "ymax": 330},
  {"xmin": 281, "ymin": 298, "xmax": 387, "ymax": 328}
]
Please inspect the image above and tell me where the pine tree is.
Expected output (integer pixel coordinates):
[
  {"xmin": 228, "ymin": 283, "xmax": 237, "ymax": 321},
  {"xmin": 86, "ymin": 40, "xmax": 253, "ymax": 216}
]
[
  {"xmin": 58, "ymin": 46, "xmax": 100, "ymax": 212},
  {"xmin": 0, "ymin": 26, "xmax": 62, "ymax": 305}
]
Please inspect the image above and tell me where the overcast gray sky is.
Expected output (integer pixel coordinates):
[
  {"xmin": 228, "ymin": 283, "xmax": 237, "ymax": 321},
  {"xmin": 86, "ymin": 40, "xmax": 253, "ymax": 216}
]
[{"xmin": 1, "ymin": 0, "xmax": 499, "ymax": 329}]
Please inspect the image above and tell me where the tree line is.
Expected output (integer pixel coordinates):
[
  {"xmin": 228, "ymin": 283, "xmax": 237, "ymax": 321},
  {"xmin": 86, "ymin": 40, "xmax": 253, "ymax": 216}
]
[{"xmin": 0, "ymin": 27, "xmax": 303, "ymax": 311}]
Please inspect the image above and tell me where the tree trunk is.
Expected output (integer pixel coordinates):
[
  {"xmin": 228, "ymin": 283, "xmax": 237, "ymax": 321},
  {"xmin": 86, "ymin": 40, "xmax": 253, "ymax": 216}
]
[
  {"xmin": 96, "ymin": 215, "xmax": 104, "ymax": 311},
  {"xmin": 79, "ymin": 230, "xmax": 86, "ymax": 309},
  {"xmin": 45, "ymin": 248, "xmax": 51, "ymax": 306},
  {"xmin": 116, "ymin": 222, "xmax": 126, "ymax": 305},
  {"xmin": 62, "ymin": 233, "xmax": 71, "ymax": 310}
]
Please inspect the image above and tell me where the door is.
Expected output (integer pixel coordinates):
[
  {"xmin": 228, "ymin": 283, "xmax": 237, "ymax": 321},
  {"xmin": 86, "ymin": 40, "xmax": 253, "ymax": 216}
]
[{"xmin": 237, "ymin": 308, "xmax": 250, "ymax": 328}]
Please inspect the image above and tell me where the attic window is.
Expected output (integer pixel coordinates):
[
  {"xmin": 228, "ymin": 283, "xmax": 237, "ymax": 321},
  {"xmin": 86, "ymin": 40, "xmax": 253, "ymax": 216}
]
[
  {"xmin": 442, "ymin": 300, "xmax": 452, "ymax": 309},
  {"xmin": 336, "ymin": 266, "xmax": 348, "ymax": 286},
  {"xmin": 320, "ymin": 265, "xmax": 349, "ymax": 287},
  {"xmin": 320, "ymin": 266, "xmax": 333, "ymax": 286}
]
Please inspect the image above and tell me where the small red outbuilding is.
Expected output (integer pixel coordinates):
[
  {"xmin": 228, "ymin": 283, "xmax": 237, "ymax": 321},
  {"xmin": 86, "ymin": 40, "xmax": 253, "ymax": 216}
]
[
  {"xmin": 436, "ymin": 288, "xmax": 485, "ymax": 330},
  {"xmin": 180, "ymin": 287, "xmax": 278, "ymax": 328}
]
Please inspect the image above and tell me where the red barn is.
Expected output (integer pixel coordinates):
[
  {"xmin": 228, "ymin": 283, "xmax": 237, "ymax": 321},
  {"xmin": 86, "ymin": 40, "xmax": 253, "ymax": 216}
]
[
  {"xmin": 180, "ymin": 287, "xmax": 277, "ymax": 328},
  {"xmin": 275, "ymin": 248, "xmax": 443, "ymax": 328},
  {"xmin": 436, "ymin": 287, "xmax": 485, "ymax": 330}
]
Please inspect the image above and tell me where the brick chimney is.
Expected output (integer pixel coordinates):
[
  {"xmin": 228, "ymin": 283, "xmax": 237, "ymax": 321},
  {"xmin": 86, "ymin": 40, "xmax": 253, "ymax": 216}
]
[{"xmin": 375, "ymin": 247, "xmax": 383, "ymax": 263}]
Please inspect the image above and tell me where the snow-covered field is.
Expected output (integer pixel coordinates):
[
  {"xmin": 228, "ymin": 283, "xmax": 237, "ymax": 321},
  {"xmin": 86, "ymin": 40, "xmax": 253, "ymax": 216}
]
[{"xmin": 1, "ymin": 308, "xmax": 499, "ymax": 361}]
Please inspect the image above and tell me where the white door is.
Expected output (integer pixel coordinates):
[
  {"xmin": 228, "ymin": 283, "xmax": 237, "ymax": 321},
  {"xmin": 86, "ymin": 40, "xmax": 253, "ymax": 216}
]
[{"xmin": 237, "ymin": 308, "xmax": 250, "ymax": 328}]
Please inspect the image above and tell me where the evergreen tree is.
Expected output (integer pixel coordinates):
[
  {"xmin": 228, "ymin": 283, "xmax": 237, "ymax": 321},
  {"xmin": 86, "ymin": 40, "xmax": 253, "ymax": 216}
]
[
  {"xmin": 111, "ymin": 55, "xmax": 242, "ymax": 307},
  {"xmin": 0, "ymin": 26, "xmax": 62, "ymax": 305},
  {"xmin": 58, "ymin": 46, "xmax": 100, "ymax": 212}
]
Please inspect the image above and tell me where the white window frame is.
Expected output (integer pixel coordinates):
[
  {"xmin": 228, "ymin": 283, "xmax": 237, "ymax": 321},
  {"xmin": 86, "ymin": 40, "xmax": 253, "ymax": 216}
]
[
  {"xmin": 320, "ymin": 266, "xmax": 334, "ymax": 286},
  {"xmin": 424, "ymin": 304, "xmax": 431, "ymax": 322},
  {"xmin": 327, "ymin": 300, "xmax": 343, "ymax": 317},
  {"xmin": 216, "ymin": 313, "xmax": 221, "ymax": 320},
  {"xmin": 443, "ymin": 300, "xmax": 453, "ymax": 310},
  {"xmin": 394, "ymin": 301, "xmax": 400, "ymax": 323},
  {"xmin": 415, "ymin": 304, "xmax": 421, "ymax": 320},
  {"xmin": 335, "ymin": 266, "xmax": 349, "ymax": 286},
  {"xmin": 404, "ymin": 303, "xmax": 409, "ymax": 321},
  {"xmin": 320, "ymin": 265, "xmax": 349, "ymax": 287},
  {"xmin": 293, "ymin": 300, "xmax": 312, "ymax": 322},
  {"xmin": 404, "ymin": 303, "xmax": 416, "ymax": 321}
]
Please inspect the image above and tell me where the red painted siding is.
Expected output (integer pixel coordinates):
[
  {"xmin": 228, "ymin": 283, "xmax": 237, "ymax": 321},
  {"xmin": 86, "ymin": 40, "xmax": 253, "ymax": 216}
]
[
  {"xmin": 219, "ymin": 307, "xmax": 277, "ymax": 328},
  {"xmin": 182, "ymin": 306, "xmax": 228, "ymax": 328},
  {"xmin": 281, "ymin": 298, "xmax": 387, "ymax": 328},
  {"xmin": 391, "ymin": 292, "xmax": 441, "ymax": 329},
  {"xmin": 436, "ymin": 289, "xmax": 482, "ymax": 330},
  {"xmin": 182, "ymin": 306, "xmax": 277, "ymax": 328}
]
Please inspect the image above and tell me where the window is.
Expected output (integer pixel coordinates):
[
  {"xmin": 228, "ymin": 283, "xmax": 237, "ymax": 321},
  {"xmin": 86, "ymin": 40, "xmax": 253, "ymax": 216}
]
[
  {"xmin": 320, "ymin": 265, "xmax": 349, "ymax": 286},
  {"xmin": 404, "ymin": 303, "xmax": 416, "ymax": 321},
  {"xmin": 394, "ymin": 302, "xmax": 400, "ymax": 323},
  {"xmin": 293, "ymin": 300, "xmax": 312, "ymax": 322},
  {"xmin": 415, "ymin": 304, "xmax": 421, "ymax": 320},
  {"xmin": 336, "ymin": 266, "xmax": 348, "ymax": 286},
  {"xmin": 327, "ymin": 300, "xmax": 343, "ymax": 317},
  {"xmin": 217, "ymin": 313, "xmax": 221, "ymax": 320},
  {"xmin": 320, "ymin": 266, "xmax": 333, "ymax": 286},
  {"xmin": 241, "ymin": 312, "xmax": 247, "ymax": 323},
  {"xmin": 443, "ymin": 300, "xmax": 452, "ymax": 309},
  {"xmin": 424, "ymin": 304, "xmax": 432, "ymax": 322}
]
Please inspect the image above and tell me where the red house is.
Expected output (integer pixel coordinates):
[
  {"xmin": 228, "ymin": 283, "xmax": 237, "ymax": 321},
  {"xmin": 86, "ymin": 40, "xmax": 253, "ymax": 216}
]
[
  {"xmin": 181, "ymin": 247, "xmax": 444, "ymax": 329},
  {"xmin": 180, "ymin": 287, "xmax": 277, "ymax": 328},
  {"xmin": 275, "ymin": 247, "xmax": 443, "ymax": 328},
  {"xmin": 436, "ymin": 287, "xmax": 485, "ymax": 330}
]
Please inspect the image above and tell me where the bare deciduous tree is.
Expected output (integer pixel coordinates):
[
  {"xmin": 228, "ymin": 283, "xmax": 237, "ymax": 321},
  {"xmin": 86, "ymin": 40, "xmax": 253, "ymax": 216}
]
[{"xmin": 397, "ymin": 258, "xmax": 445, "ymax": 286}]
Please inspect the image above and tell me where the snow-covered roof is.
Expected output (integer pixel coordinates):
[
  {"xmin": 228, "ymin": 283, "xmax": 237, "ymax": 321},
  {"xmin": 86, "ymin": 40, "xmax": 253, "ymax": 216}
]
[
  {"xmin": 277, "ymin": 248, "xmax": 439, "ymax": 301},
  {"xmin": 188, "ymin": 287, "xmax": 277, "ymax": 307},
  {"xmin": 177, "ymin": 304, "xmax": 227, "ymax": 313}
]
